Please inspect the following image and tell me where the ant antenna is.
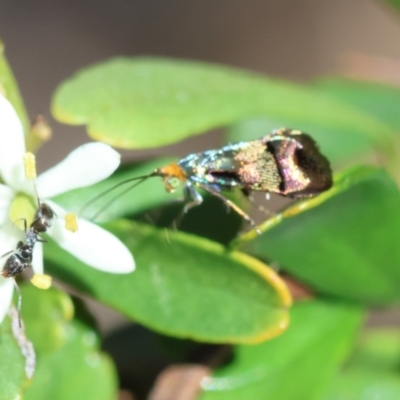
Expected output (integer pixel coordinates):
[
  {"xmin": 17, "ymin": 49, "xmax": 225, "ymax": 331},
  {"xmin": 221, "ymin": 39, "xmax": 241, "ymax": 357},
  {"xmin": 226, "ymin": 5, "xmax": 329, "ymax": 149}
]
[
  {"xmin": 23, "ymin": 151, "xmax": 42, "ymax": 213},
  {"xmin": 79, "ymin": 172, "xmax": 157, "ymax": 221},
  {"xmin": 33, "ymin": 182, "xmax": 41, "ymax": 210}
]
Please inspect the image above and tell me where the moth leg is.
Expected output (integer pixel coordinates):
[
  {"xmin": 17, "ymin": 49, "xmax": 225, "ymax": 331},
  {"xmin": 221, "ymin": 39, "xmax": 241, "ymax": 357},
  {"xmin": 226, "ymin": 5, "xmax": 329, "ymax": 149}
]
[
  {"xmin": 171, "ymin": 182, "xmax": 203, "ymax": 230},
  {"xmin": 197, "ymin": 183, "xmax": 261, "ymax": 235},
  {"xmin": 183, "ymin": 182, "xmax": 203, "ymax": 214}
]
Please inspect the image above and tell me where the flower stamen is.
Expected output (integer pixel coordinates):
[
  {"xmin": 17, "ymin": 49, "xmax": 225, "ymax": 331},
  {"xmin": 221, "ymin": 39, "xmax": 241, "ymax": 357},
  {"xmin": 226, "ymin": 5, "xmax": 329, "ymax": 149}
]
[
  {"xmin": 31, "ymin": 273, "xmax": 52, "ymax": 290},
  {"xmin": 23, "ymin": 152, "xmax": 37, "ymax": 180},
  {"xmin": 65, "ymin": 213, "xmax": 78, "ymax": 232}
]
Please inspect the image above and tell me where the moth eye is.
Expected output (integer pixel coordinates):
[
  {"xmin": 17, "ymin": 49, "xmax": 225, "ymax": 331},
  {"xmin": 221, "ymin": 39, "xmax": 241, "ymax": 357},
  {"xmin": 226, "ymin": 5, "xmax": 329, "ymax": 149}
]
[{"xmin": 167, "ymin": 177, "xmax": 181, "ymax": 189}]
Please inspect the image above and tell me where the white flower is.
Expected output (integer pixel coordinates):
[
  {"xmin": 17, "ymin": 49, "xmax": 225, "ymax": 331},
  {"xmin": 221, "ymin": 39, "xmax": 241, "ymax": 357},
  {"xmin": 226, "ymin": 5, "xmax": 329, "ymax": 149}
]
[{"xmin": 0, "ymin": 94, "xmax": 135, "ymax": 323}]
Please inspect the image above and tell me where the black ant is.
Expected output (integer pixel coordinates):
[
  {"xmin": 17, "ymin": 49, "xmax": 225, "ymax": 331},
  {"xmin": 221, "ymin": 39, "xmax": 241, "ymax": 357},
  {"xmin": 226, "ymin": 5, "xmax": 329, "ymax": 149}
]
[{"xmin": 1, "ymin": 201, "xmax": 55, "ymax": 326}]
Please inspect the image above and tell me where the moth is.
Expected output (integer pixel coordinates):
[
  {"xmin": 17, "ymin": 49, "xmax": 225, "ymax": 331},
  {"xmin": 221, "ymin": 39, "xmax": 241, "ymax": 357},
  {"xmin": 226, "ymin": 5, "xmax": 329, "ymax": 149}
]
[{"xmin": 86, "ymin": 128, "xmax": 332, "ymax": 230}]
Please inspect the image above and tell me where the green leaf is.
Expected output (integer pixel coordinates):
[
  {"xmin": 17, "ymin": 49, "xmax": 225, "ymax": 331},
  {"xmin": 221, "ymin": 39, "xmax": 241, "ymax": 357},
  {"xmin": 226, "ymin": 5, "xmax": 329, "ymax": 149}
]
[
  {"xmin": 0, "ymin": 39, "xmax": 30, "ymax": 133},
  {"xmin": 240, "ymin": 165, "xmax": 400, "ymax": 305},
  {"xmin": 44, "ymin": 220, "xmax": 291, "ymax": 344},
  {"xmin": 0, "ymin": 314, "xmax": 29, "ymax": 400},
  {"xmin": 314, "ymin": 77, "xmax": 400, "ymax": 131},
  {"xmin": 199, "ymin": 300, "xmax": 364, "ymax": 400},
  {"xmin": 21, "ymin": 286, "xmax": 117, "ymax": 400},
  {"xmin": 52, "ymin": 57, "xmax": 393, "ymax": 155},
  {"xmin": 321, "ymin": 329, "xmax": 400, "ymax": 400}
]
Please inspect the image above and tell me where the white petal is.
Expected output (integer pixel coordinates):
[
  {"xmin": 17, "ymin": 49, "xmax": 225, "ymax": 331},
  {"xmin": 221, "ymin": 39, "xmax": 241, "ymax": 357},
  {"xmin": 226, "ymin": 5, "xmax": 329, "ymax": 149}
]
[
  {"xmin": 0, "ymin": 95, "xmax": 26, "ymax": 190},
  {"xmin": 32, "ymin": 242, "xmax": 44, "ymax": 275},
  {"xmin": 36, "ymin": 142, "xmax": 121, "ymax": 198},
  {"xmin": 0, "ymin": 222, "xmax": 23, "ymax": 256},
  {"xmin": 0, "ymin": 184, "xmax": 15, "ymax": 225},
  {"xmin": 46, "ymin": 202, "xmax": 134, "ymax": 273},
  {"xmin": 0, "ymin": 278, "xmax": 14, "ymax": 323}
]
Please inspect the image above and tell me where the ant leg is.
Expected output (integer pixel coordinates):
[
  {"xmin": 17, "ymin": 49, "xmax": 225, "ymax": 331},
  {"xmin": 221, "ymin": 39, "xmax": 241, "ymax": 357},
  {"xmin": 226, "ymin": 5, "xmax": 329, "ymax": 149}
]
[
  {"xmin": 12, "ymin": 279, "xmax": 22, "ymax": 328},
  {"xmin": 1, "ymin": 249, "xmax": 15, "ymax": 259},
  {"xmin": 35, "ymin": 235, "xmax": 47, "ymax": 243},
  {"xmin": 0, "ymin": 241, "xmax": 23, "ymax": 260},
  {"xmin": 197, "ymin": 183, "xmax": 261, "ymax": 235}
]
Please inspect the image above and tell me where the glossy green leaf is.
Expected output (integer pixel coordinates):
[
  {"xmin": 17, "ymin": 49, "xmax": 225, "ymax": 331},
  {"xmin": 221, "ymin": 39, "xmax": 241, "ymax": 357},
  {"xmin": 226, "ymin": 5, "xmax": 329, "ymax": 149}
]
[
  {"xmin": 240, "ymin": 165, "xmax": 400, "ymax": 305},
  {"xmin": 21, "ymin": 285, "xmax": 74, "ymax": 353},
  {"xmin": 0, "ymin": 39, "xmax": 30, "ymax": 133},
  {"xmin": 44, "ymin": 220, "xmax": 291, "ymax": 344},
  {"xmin": 0, "ymin": 314, "xmax": 28, "ymax": 400},
  {"xmin": 52, "ymin": 57, "xmax": 393, "ymax": 154},
  {"xmin": 314, "ymin": 78, "xmax": 400, "ymax": 131},
  {"xmin": 321, "ymin": 329, "xmax": 400, "ymax": 400},
  {"xmin": 199, "ymin": 300, "xmax": 364, "ymax": 400}
]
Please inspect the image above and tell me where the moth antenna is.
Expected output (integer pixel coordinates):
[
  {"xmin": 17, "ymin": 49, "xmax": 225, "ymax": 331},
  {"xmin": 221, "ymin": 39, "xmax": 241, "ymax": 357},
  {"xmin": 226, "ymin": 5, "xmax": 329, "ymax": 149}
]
[
  {"xmin": 12, "ymin": 279, "xmax": 22, "ymax": 328},
  {"xmin": 86, "ymin": 174, "xmax": 156, "ymax": 222}
]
